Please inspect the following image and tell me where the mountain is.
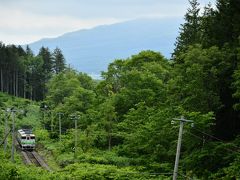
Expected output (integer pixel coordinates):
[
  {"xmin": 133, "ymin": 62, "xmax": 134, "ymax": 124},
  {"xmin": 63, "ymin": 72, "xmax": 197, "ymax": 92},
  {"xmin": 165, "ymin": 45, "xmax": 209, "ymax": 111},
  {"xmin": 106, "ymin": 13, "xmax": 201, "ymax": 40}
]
[{"xmin": 26, "ymin": 18, "xmax": 182, "ymax": 78}]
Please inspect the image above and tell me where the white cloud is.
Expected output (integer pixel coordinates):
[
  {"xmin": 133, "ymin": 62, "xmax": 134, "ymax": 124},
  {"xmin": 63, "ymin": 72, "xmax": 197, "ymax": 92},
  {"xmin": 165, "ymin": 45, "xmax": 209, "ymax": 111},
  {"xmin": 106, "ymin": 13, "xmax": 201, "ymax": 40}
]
[
  {"xmin": 0, "ymin": 33, "xmax": 41, "ymax": 45},
  {"xmin": 0, "ymin": 0, "xmax": 216, "ymax": 45},
  {"xmin": 0, "ymin": 6, "xmax": 123, "ymax": 44}
]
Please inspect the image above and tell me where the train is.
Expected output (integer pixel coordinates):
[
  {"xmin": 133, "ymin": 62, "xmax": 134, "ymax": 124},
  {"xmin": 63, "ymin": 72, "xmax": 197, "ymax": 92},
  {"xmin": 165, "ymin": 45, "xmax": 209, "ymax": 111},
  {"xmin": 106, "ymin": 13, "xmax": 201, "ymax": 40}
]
[{"xmin": 17, "ymin": 129, "xmax": 36, "ymax": 150}]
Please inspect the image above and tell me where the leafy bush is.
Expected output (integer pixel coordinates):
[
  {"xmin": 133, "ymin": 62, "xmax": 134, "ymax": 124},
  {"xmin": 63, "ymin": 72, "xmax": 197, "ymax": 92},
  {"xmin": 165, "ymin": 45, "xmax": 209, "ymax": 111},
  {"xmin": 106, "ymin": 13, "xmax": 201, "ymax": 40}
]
[{"xmin": 59, "ymin": 163, "xmax": 169, "ymax": 180}]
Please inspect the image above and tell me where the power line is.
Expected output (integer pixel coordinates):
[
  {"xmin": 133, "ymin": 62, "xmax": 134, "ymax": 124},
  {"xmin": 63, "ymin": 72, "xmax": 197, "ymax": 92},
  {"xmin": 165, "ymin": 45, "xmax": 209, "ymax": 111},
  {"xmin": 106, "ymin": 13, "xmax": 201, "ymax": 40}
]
[
  {"xmin": 0, "ymin": 130, "xmax": 11, "ymax": 146},
  {"xmin": 186, "ymin": 131, "xmax": 240, "ymax": 154},
  {"xmin": 193, "ymin": 127, "xmax": 240, "ymax": 151},
  {"xmin": 193, "ymin": 127, "xmax": 223, "ymax": 142},
  {"xmin": 185, "ymin": 131, "xmax": 203, "ymax": 141},
  {"xmin": 178, "ymin": 171, "xmax": 193, "ymax": 180}
]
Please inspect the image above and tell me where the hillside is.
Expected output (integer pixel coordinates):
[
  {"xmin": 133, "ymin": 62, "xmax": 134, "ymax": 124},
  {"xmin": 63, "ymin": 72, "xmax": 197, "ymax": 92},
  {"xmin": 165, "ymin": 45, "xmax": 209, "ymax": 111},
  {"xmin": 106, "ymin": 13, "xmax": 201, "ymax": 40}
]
[
  {"xmin": 26, "ymin": 18, "xmax": 182, "ymax": 77},
  {"xmin": 0, "ymin": 92, "xmax": 41, "ymax": 132}
]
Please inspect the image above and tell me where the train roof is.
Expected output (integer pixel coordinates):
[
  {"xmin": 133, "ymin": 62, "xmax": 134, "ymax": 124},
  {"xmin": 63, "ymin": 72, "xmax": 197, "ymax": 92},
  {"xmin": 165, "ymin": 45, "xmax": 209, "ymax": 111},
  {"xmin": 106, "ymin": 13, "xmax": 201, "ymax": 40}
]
[{"xmin": 18, "ymin": 129, "xmax": 35, "ymax": 136}]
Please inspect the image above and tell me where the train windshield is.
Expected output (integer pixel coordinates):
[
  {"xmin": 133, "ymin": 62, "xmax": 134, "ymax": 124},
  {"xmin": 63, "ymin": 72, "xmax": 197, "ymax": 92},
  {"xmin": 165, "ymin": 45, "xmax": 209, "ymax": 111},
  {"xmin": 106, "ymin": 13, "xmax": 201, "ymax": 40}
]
[
  {"xmin": 23, "ymin": 129, "xmax": 32, "ymax": 134},
  {"xmin": 22, "ymin": 137, "xmax": 26, "ymax": 139},
  {"xmin": 30, "ymin": 137, "xmax": 35, "ymax": 139}
]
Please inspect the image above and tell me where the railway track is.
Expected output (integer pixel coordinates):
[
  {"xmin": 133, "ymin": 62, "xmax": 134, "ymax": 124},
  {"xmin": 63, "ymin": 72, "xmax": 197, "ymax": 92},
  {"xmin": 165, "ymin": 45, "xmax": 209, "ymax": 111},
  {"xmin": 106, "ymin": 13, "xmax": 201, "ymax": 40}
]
[{"xmin": 21, "ymin": 150, "xmax": 52, "ymax": 171}]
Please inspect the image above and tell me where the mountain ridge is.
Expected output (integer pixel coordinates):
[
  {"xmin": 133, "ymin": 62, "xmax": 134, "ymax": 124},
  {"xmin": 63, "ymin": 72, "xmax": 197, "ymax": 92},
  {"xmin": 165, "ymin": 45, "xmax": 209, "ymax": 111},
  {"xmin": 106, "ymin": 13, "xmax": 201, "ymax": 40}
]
[{"xmin": 26, "ymin": 18, "xmax": 182, "ymax": 78}]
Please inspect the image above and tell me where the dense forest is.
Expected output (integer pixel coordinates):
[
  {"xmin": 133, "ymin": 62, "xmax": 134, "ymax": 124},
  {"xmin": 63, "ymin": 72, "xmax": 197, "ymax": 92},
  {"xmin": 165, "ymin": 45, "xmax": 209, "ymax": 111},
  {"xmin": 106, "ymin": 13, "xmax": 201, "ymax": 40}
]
[
  {"xmin": 0, "ymin": 45, "xmax": 65, "ymax": 101},
  {"xmin": 0, "ymin": 0, "xmax": 240, "ymax": 179}
]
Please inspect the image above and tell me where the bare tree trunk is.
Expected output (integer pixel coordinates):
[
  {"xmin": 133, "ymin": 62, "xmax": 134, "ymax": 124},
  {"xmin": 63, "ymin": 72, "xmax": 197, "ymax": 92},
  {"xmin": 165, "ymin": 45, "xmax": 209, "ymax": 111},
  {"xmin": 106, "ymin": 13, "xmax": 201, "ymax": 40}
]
[
  {"xmin": 6, "ymin": 73, "xmax": 9, "ymax": 94},
  {"xmin": 31, "ymin": 86, "xmax": 35, "ymax": 101},
  {"xmin": 23, "ymin": 72, "xmax": 26, "ymax": 99},
  {"xmin": 0, "ymin": 68, "xmax": 3, "ymax": 92},
  {"xmin": 16, "ymin": 71, "xmax": 18, "ymax": 97},
  {"xmin": 13, "ymin": 71, "xmax": 15, "ymax": 96},
  {"xmin": 30, "ymin": 87, "xmax": 32, "ymax": 100}
]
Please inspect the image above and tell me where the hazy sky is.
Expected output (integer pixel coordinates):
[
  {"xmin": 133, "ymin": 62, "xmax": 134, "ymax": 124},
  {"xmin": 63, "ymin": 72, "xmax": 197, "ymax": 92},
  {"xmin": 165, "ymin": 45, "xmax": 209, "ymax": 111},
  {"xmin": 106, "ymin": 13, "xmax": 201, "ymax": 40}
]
[{"xmin": 0, "ymin": 0, "xmax": 215, "ymax": 45}]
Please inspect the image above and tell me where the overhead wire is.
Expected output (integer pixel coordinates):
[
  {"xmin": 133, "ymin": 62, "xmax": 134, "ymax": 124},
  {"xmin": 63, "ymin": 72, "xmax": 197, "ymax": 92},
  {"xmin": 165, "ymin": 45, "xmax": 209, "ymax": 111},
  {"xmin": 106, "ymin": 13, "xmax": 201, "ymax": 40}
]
[
  {"xmin": 192, "ymin": 127, "xmax": 240, "ymax": 151},
  {"xmin": 178, "ymin": 171, "xmax": 193, "ymax": 180},
  {"xmin": 185, "ymin": 129, "xmax": 240, "ymax": 154}
]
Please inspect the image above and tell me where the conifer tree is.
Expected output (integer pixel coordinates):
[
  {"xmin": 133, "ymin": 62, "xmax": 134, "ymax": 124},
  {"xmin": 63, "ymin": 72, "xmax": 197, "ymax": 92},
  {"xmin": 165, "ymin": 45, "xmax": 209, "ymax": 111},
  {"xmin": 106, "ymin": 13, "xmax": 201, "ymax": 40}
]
[
  {"xmin": 53, "ymin": 47, "xmax": 66, "ymax": 74},
  {"xmin": 26, "ymin": 45, "xmax": 34, "ymax": 57},
  {"xmin": 173, "ymin": 0, "xmax": 201, "ymax": 58},
  {"xmin": 38, "ymin": 47, "xmax": 53, "ymax": 98},
  {"xmin": 38, "ymin": 47, "xmax": 53, "ymax": 75},
  {"xmin": 214, "ymin": 0, "xmax": 240, "ymax": 47},
  {"xmin": 200, "ymin": 3, "xmax": 216, "ymax": 47}
]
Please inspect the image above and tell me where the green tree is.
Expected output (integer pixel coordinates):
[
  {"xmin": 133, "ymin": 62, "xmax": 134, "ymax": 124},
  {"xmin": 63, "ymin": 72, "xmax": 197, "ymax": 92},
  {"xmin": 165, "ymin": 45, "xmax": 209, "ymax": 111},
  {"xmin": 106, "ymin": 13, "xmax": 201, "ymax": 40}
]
[
  {"xmin": 170, "ymin": 45, "xmax": 222, "ymax": 113},
  {"xmin": 200, "ymin": 3, "xmax": 216, "ymax": 47},
  {"xmin": 173, "ymin": 0, "xmax": 201, "ymax": 58},
  {"xmin": 100, "ymin": 99, "xmax": 117, "ymax": 151},
  {"xmin": 213, "ymin": 0, "xmax": 240, "ymax": 47},
  {"xmin": 38, "ymin": 47, "xmax": 53, "ymax": 98},
  {"xmin": 46, "ymin": 70, "xmax": 81, "ymax": 106},
  {"xmin": 53, "ymin": 47, "xmax": 66, "ymax": 74}
]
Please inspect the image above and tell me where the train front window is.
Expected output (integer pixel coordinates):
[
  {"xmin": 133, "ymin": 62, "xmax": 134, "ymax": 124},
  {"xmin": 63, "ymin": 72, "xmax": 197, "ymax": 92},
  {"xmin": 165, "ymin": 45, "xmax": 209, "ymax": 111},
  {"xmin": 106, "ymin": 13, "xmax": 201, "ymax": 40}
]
[
  {"xmin": 30, "ymin": 137, "xmax": 35, "ymax": 139},
  {"xmin": 22, "ymin": 137, "xmax": 26, "ymax": 139}
]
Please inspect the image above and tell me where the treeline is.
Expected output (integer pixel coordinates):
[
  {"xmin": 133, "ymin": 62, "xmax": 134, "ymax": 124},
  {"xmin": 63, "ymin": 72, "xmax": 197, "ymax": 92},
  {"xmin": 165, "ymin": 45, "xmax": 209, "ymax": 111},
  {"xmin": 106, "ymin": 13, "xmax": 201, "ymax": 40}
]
[{"xmin": 0, "ymin": 44, "xmax": 66, "ymax": 101}]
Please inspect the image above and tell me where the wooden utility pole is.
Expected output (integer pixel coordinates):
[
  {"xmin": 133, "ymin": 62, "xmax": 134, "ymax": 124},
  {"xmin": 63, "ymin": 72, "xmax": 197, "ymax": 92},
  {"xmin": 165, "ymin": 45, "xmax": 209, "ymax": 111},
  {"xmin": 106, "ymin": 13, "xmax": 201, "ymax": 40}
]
[
  {"xmin": 70, "ymin": 114, "xmax": 80, "ymax": 160},
  {"xmin": 43, "ymin": 105, "xmax": 48, "ymax": 130},
  {"xmin": 57, "ymin": 113, "xmax": 63, "ymax": 142},
  {"xmin": 11, "ymin": 109, "xmax": 16, "ymax": 163},
  {"xmin": 51, "ymin": 112, "xmax": 54, "ymax": 132},
  {"xmin": 172, "ymin": 116, "xmax": 193, "ymax": 180},
  {"xmin": 4, "ymin": 109, "xmax": 9, "ymax": 153},
  {"xmin": 74, "ymin": 117, "xmax": 77, "ymax": 159},
  {"xmin": 43, "ymin": 110, "xmax": 46, "ymax": 129},
  {"xmin": 9, "ymin": 108, "xmax": 23, "ymax": 163}
]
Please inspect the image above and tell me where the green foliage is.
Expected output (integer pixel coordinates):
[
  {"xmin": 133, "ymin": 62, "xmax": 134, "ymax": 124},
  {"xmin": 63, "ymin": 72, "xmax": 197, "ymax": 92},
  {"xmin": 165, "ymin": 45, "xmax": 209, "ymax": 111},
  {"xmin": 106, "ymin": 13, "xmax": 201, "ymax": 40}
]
[
  {"xmin": 183, "ymin": 141, "xmax": 239, "ymax": 179},
  {"xmin": 46, "ymin": 70, "xmax": 80, "ymax": 106},
  {"xmin": 170, "ymin": 45, "xmax": 223, "ymax": 113},
  {"xmin": 173, "ymin": 0, "xmax": 201, "ymax": 57},
  {"xmin": 63, "ymin": 87, "xmax": 96, "ymax": 114},
  {"xmin": 1, "ymin": 0, "xmax": 240, "ymax": 179},
  {"xmin": 16, "ymin": 104, "xmax": 42, "ymax": 130},
  {"xmin": 0, "ymin": 44, "xmax": 66, "ymax": 101},
  {"xmin": 0, "ymin": 149, "xmax": 50, "ymax": 179},
  {"xmin": 52, "ymin": 47, "xmax": 66, "ymax": 74},
  {"xmin": 232, "ymin": 53, "xmax": 240, "ymax": 109},
  {"xmin": 59, "ymin": 163, "xmax": 167, "ymax": 180},
  {"xmin": 42, "ymin": 42, "xmax": 240, "ymax": 179},
  {"xmin": 35, "ymin": 129, "xmax": 50, "ymax": 142}
]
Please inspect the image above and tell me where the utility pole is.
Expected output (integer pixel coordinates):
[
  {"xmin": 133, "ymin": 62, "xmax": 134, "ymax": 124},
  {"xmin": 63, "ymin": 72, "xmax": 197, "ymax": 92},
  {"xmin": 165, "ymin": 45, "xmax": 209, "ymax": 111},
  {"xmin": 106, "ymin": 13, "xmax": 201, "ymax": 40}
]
[
  {"xmin": 70, "ymin": 114, "xmax": 80, "ymax": 160},
  {"xmin": 11, "ymin": 108, "xmax": 16, "ymax": 163},
  {"xmin": 57, "ymin": 113, "xmax": 63, "ymax": 142},
  {"xmin": 4, "ymin": 109, "xmax": 9, "ymax": 154},
  {"xmin": 172, "ymin": 116, "xmax": 193, "ymax": 180},
  {"xmin": 51, "ymin": 112, "xmax": 54, "ymax": 132},
  {"xmin": 42, "ymin": 105, "xmax": 48, "ymax": 130},
  {"xmin": 43, "ymin": 109, "xmax": 46, "ymax": 129},
  {"xmin": 74, "ymin": 116, "xmax": 77, "ymax": 160}
]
